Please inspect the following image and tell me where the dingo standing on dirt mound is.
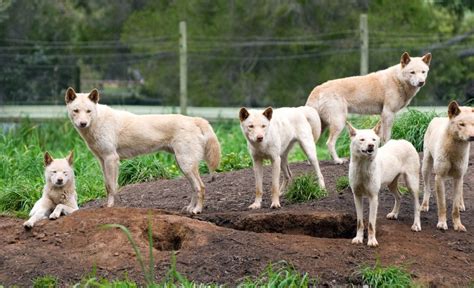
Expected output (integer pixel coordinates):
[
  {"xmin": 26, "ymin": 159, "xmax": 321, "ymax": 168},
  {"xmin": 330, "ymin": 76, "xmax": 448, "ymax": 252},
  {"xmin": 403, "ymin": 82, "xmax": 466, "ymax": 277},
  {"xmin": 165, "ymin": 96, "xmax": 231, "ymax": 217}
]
[
  {"xmin": 239, "ymin": 106, "xmax": 325, "ymax": 209},
  {"xmin": 306, "ymin": 52, "xmax": 432, "ymax": 164},
  {"xmin": 421, "ymin": 101, "xmax": 474, "ymax": 232},
  {"xmin": 65, "ymin": 87, "xmax": 220, "ymax": 214},
  {"xmin": 23, "ymin": 151, "xmax": 78, "ymax": 229},
  {"xmin": 347, "ymin": 122, "xmax": 421, "ymax": 247}
]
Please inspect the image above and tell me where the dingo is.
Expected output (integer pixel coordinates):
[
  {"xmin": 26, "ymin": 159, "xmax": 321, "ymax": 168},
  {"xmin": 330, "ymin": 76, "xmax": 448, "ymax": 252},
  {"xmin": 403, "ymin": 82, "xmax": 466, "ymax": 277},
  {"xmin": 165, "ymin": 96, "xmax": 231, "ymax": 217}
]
[
  {"xmin": 23, "ymin": 151, "xmax": 77, "ymax": 229},
  {"xmin": 347, "ymin": 122, "xmax": 421, "ymax": 247},
  {"xmin": 421, "ymin": 101, "xmax": 474, "ymax": 231},
  {"xmin": 239, "ymin": 106, "xmax": 325, "ymax": 209},
  {"xmin": 307, "ymin": 52, "xmax": 431, "ymax": 164},
  {"xmin": 65, "ymin": 88, "xmax": 220, "ymax": 214}
]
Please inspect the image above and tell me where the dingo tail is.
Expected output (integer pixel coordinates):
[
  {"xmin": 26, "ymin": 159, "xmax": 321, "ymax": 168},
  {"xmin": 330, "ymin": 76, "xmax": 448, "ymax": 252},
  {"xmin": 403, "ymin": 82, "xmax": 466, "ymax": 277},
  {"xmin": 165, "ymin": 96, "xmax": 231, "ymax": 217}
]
[{"xmin": 196, "ymin": 118, "xmax": 221, "ymax": 172}]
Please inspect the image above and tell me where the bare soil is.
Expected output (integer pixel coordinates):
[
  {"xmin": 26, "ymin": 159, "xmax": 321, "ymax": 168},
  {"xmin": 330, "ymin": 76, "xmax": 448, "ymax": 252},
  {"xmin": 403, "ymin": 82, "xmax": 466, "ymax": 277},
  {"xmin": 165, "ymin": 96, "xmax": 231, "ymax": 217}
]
[{"xmin": 1, "ymin": 149, "xmax": 473, "ymax": 287}]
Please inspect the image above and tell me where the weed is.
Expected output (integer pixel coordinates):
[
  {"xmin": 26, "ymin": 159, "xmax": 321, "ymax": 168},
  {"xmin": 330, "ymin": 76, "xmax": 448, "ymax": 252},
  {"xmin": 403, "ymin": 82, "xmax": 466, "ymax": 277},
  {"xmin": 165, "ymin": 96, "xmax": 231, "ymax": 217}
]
[
  {"xmin": 239, "ymin": 261, "xmax": 317, "ymax": 287},
  {"xmin": 285, "ymin": 173, "xmax": 327, "ymax": 203},
  {"xmin": 359, "ymin": 261, "xmax": 413, "ymax": 288},
  {"xmin": 32, "ymin": 275, "xmax": 58, "ymax": 288}
]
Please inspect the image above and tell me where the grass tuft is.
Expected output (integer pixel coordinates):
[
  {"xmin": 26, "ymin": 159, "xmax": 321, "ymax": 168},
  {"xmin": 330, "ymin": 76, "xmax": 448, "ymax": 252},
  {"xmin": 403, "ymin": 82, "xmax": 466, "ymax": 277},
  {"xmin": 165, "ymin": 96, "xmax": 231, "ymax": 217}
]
[
  {"xmin": 33, "ymin": 275, "xmax": 58, "ymax": 288},
  {"xmin": 336, "ymin": 176, "xmax": 350, "ymax": 192},
  {"xmin": 285, "ymin": 173, "xmax": 327, "ymax": 203},
  {"xmin": 359, "ymin": 262, "xmax": 413, "ymax": 288},
  {"xmin": 239, "ymin": 261, "xmax": 317, "ymax": 287}
]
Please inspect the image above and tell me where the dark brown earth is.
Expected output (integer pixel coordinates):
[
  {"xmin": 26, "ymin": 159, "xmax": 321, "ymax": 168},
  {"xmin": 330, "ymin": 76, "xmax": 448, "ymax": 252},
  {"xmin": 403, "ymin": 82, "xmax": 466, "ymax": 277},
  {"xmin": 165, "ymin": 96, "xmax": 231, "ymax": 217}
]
[{"xmin": 1, "ymin": 148, "xmax": 473, "ymax": 287}]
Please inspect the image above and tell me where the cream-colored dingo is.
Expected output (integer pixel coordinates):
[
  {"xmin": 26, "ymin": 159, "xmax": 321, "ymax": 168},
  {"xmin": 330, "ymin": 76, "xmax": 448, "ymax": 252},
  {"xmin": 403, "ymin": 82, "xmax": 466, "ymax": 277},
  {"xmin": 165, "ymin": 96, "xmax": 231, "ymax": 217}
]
[
  {"xmin": 239, "ymin": 106, "xmax": 325, "ymax": 209},
  {"xmin": 23, "ymin": 151, "xmax": 78, "ymax": 229},
  {"xmin": 307, "ymin": 52, "xmax": 432, "ymax": 164},
  {"xmin": 347, "ymin": 122, "xmax": 421, "ymax": 247},
  {"xmin": 421, "ymin": 101, "xmax": 474, "ymax": 232},
  {"xmin": 65, "ymin": 88, "xmax": 220, "ymax": 214}
]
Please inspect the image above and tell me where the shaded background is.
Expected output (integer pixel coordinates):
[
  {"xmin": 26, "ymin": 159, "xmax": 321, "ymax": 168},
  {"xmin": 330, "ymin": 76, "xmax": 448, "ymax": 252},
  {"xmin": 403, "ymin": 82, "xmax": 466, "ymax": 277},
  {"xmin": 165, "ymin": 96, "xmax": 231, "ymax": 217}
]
[{"xmin": 0, "ymin": 0, "xmax": 473, "ymax": 107}]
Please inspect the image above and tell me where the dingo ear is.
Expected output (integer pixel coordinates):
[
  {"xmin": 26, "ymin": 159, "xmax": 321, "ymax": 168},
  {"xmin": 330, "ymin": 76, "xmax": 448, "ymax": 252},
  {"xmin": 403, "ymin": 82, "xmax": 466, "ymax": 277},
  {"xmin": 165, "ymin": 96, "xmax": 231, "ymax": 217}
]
[
  {"xmin": 373, "ymin": 120, "xmax": 383, "ymax": 136},
  {"xmin": 44, "ymin": 152, "xmax": 54, "ymax": 166},
  {"xmin": 262, "ymin": 107, "xmax": 273, "ymax": 121},
  {"xmin": 88, "ymin": 89, "xmax": 100, "ymax": 104},
  {"xmin": 239, "ymin": 107, "xmax": 250, "ymax": 122},
  {"xmin": 65, "ymin": 87, "xmax": 77, "ymax": 104},
  {"xmin": 66, "ymin": 150, "xmax": 74, "ymax": 166},
  {"xmin": 400, "ymin": 52, "xmax": 411, "ymax": 68},
  {"xmin": 448, "ymin": 101, "xmax": 461, "ymax": 119},
  {"xmin": 421, "ymin": 52, "xmax": 432, "ymax": 66},
  {"xmin": 346, "ymin": 121, "xmax": 357, "ymax": 138}
]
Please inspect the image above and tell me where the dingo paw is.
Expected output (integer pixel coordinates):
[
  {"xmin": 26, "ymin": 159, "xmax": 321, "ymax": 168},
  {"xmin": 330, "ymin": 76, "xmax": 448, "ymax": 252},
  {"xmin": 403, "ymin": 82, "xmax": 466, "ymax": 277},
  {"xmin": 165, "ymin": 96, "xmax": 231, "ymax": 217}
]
[
  {"xmin": 49, "ymin": 212, "xmax": 60, "ymax": 220},
  {"xmin": 459, "ymin": 203, "xmax": 466, "ymax": 212},
  {"xmin": 386, "ymin": 212, "xmax": 398, "ymax": 220},
  {"xmin": 453, "ymin": 223, "xmax": 466, "ymax": 232},
  {"xmin": 411, "ymin": 223, "xmax": 421, "ymax": 232},
  {"xmin": 23, "ymin": 221, "xmax": 33, "ymax": 229},
  {"xmin": 351, "ymin": 236, "xmax": 363, "ymax": 245},
  {"xmin": 367, "ymin": 237, "xmax": 379, "ymax": 247},
  {"xmin": 270, "ymin": 201, "xmax": 281, "ymax": 209},
  {"xmin": 333, "ymin": 158, "xmax": 347, "ymax": 165},
  {"xmin": 436, "ymin": 221, "xmax": 448, "ymax": 230},
  {"xmin": 248, "ymin": 202, "xmax": 261, "ymax": 210}
]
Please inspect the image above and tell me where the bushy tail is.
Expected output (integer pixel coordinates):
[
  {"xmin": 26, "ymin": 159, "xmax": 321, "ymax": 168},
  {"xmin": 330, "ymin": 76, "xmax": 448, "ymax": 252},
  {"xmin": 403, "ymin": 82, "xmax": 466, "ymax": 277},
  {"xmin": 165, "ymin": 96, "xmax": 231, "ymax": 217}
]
[{"xmin": 196, "ymin": 118, "xmax": 221, "ymax": 171}]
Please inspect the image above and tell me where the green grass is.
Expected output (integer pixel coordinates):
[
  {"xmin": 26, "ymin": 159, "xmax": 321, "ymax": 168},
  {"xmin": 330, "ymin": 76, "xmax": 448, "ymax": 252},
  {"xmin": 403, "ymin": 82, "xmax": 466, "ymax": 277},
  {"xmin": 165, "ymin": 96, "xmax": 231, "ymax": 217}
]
[
  {"xmin": 239, "ymin": 261, "xmax": 317, "ymax": 287},
  {"xmin": 33, "ymin": 275, "xmax": 58, "ymax": 288},
  {"xmin": 335, "ymin": 176, "xmax": 350, "ymax": 192},
  {"xmin": 359, "ymin": 262, "xmax": 413, "ymax": 288},
  {"xmin": 285, "ymin": 173, "xmax": 327, "ymax": 203}
]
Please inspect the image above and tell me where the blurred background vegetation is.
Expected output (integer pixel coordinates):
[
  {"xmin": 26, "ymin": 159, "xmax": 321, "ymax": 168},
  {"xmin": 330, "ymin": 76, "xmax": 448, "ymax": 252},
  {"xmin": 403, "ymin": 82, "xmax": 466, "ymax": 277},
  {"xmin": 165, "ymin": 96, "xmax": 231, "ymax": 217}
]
[{"xmin": 0, "ymin": 0, "xmax": 473, "ymax": 107}]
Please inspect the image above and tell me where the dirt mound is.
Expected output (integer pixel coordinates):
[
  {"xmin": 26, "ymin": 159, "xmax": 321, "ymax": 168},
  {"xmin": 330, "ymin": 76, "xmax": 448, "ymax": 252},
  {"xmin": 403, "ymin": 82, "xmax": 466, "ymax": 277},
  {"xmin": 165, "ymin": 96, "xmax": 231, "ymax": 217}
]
[{"xmin": 1, "ymin": 149, "xmax": 474, "ymax": 286}]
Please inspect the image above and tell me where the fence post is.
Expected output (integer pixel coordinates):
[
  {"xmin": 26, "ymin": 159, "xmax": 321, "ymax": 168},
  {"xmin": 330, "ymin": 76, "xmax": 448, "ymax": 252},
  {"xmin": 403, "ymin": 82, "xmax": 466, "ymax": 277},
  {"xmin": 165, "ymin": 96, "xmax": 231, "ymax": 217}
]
[
  {"xmin": 360, "ymin": 14, "xmax": 369, "ymax": 75},
  {"xmin": 179, "ymin": 21, "xmax": 188, "ymax": 115}
]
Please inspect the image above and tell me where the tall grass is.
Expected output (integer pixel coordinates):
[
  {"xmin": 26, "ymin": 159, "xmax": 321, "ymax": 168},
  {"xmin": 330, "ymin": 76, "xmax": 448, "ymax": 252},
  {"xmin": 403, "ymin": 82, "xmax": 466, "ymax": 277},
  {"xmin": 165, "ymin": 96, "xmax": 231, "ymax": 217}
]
[
  {"xmin": 285, "ymin": 173, "xmax": 327, "ymax": 203},
  {"xmin": 358, "ymin": 261, "xmax": 413, "ymax": 288}
]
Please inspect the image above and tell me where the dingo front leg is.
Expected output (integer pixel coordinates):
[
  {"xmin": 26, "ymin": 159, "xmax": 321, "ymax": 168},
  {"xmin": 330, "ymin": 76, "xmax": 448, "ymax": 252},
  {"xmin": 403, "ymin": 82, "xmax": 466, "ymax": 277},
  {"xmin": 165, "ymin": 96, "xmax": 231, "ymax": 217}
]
[
  {"xmin": 49, "ymin": 204, "xmax": 78, "ymax": 220},
  {"xmin": 367, "ymin": 194, "xmax": 379, "ymax": 247},
  {"xmin": 270, "ymin": 156, "xmax": 281, "ymax": 209},
  {"xmin": 434, "ymin": 175, "xmax": 448, "ymax": 230},
  {"xmin": 249, "ymin": 158, "xmax": 263, "ymax": 209},
  {"xmin": 352, "ymin": 193, "xmax": 364, "ymax": 245},
  {"xmin": 452, "ymin": 178, "xmax": 466, "ymax": 232},
  {"xmin": 381, "ymin": 109, "xmax": 395, "ymax": 143},
  {"xmin": 102, "ymin": 154, "xmax": 120, "ymax": 208}
]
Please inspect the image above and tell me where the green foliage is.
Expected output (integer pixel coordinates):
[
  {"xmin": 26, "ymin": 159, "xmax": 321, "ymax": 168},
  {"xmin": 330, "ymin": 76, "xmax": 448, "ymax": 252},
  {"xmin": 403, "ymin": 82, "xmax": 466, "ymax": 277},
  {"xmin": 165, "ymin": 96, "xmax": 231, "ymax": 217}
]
[
  {"xmin": 239, "ymin": 261, "xmax": 317, "ymax": 288},
  {"xmin": 336, "ymin": 176, "xmax": 350, "ymax": 192},
  {"xmin": 33, "ymin": 275, "xmax": 58, "ymax": 288},
  {"xmin": 391, "ymin": 110, "xmax": 439, "ymax": 151},
  {"xmin": 359, "ymin": 262, "xmax": 413, "ymax": 288},
  {"xmin": 285, "ymin": 173, "xmax": 327, "ymax": 203}
]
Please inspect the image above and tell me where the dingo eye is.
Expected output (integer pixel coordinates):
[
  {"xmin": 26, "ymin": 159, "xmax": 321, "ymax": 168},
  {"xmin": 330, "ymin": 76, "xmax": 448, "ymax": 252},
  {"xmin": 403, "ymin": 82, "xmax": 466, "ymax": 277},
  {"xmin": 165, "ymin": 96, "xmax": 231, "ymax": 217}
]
[
  {"xmin": 262, "ymin": 125, "xmax": 266, "ymax": 128},
  {"xmin": 52, "ymin": 171, "xmax": 57, "ymax": 173},
  {"xmin": 248, "ymin": 125, "xmax": 254, "ymax": 128},
  {"xmin": 86, "ymin": 110, "xmax": 91, "ymax": 113},
  {"xmin": 360, "ymin": 138, "xmax": 365, "ymax": 142},
  {"xmin": 410, "ymin": 71, "xmax": 415, "ymax": 74},
  {"xmin": 422, "ymin": 71, "xmax": 426, "ymax": 74},
  {"xmin": 372, "ymin": 138, "xmax": 376, "ymax": 141},
  {"xmin": 73, "ymin": 109, "xmax": 79, "ymax": 113},
  {"xmin": 459, "ymin": 122, "xmax": 465, "ymax": 127}
]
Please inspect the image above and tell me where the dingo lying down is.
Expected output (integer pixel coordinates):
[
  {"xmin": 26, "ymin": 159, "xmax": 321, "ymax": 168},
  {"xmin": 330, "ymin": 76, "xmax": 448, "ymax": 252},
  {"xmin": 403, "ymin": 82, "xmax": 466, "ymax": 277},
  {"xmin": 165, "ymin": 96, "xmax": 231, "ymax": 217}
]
[
  {"xmin": 347, "ymin": 122, "xmax": 421, "ymax": 247},
  {"xmin": 65, "ymin": 88, "xmax": 220, "ymax": 214},
  {"xmin": 239, "ymin": 106, "xmax": 325, "ymax": 209},
  {"xmin": 307, "ymin": 52, "xmax": 431, "ymax": 164},
  {"xmin": 23, "ymin": 151, "xmax": 78, "ymax": 229},
  {"xmin": 421, "ymin": 101, "xmax": 474, "ymax": 231}
]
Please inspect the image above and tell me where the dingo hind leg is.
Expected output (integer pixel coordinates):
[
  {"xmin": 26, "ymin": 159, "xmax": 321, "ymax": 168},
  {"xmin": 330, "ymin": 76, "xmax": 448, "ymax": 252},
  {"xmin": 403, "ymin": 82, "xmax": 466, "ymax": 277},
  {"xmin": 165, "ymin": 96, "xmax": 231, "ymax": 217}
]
[
  {"xmin": 386, "ymin": 175, "xmax": 401, "ymax": 220},
  {"xmin": 175, "ymin": 151, "xmax": 205, "ymax": 214},
  {"xmin": 298, "ymin": 133, "xmax": 325, "ymax": 189},
  {"xmin": 421, "ymin": 151, "xmax": 433, "ymax": 212},
  {"xmin": 405, "ymin": 172, "xmax": 421, "ymax": 231}
]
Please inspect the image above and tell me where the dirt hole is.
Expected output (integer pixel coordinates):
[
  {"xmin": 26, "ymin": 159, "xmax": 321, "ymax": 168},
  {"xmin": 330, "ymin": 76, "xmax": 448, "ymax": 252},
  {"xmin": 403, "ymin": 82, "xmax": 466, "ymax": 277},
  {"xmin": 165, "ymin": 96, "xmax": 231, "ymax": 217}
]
[
  {"xmin": 198, "ymin": 211, "xmax": 356, "ymax": 239},
  {"xmin": 146, "ymin": 222, "xmax": 189, "ymax": 251}
]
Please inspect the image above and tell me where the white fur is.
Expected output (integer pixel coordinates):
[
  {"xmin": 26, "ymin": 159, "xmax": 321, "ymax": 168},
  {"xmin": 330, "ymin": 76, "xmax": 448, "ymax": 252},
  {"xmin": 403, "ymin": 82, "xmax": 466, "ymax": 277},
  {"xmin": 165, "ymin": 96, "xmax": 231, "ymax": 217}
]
[
  {"xmin": 239, "ymin": 106, "xmax": 325, "ymax": 209},
  {"xmin": 421, "ymin": 102, "xmax": 474, "ymax": 232},
  {"xmin": 23, "ymin": 152, "xmax": 78, "ymax": 229},
  {"xmin": 307, "ymin": 52, "xmax": 431, "ymax": 164},
  {"xmin": 65, "ymin": 88, "xmax": 221, "ymax": 214},
  {"xmin": 348, "ymin": 123, "xmax": 421, "ymax": 247}
]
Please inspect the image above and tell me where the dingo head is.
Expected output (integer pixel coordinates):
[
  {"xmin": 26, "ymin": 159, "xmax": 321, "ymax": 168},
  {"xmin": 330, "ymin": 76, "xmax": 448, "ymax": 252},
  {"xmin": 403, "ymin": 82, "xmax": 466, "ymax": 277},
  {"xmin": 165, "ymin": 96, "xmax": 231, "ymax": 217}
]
[
  {"xmin": 347, "ymin": 121, "xmax": 382, "ymax": 159},
  {"xmin": 239, "ymin": 107, "xmax": 273, "ymax": 144},
  {"xmin": 447, "ymin": 101, "xmax": 474, "ymax": 142},
  {"xmin": 65, "ymin": 87, "xmax": 100, "ymax": 129},
  {"xmin": 399, "ymin": 52, "xmax": 431, "ymax": 88},
  {"xmin": 44, "ymin": 151, "xmax": 74, "ymax": 188}
]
